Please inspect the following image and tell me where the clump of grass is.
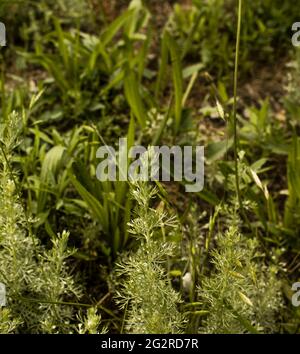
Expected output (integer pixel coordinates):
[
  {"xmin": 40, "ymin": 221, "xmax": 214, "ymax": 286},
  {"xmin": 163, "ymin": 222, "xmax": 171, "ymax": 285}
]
[{"xmin": 115, "ymin": 177, "xmax": 185, "ymax": 334}]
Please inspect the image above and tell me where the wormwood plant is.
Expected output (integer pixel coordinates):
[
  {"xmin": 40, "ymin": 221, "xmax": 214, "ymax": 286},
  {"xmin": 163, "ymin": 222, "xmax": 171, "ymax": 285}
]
[
  {"xmin": 77, "ymin": 307, "xmax": 107, "ymax": 334},
  {"xmin": 0, "ymin": 112, "xmax": 82, "ymax": 333},
  {"xmin": 199, "ymin": 222, "xmax": 282, "ymax": 333},
  {"xmin": 199, "ymin": 159, "xmax": 283, "ymax": 333},
  {"xmin": 115, "ymin": 178, "xmax": 185, "ymax": 334},
  {"xmin": 0, "ymin": 308, "xmax": 21, "ymax": 334},
  {"xmin": 199, "ymin": 0, "xmax": 282, "ymax": 334}
]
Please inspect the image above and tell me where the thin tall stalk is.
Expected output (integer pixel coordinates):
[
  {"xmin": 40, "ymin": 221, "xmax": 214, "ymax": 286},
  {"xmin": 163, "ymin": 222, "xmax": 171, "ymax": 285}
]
[{"xmin": 233, "ymin": 0, "xmax": 243, "ymax": 212}]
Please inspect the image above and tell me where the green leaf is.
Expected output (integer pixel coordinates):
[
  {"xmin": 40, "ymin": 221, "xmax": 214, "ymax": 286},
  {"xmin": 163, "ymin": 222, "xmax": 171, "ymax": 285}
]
[
  {"xmin": 206, "ymin": 138, "xmax": 233, "ymax": 162},
  {"xmin": 101, "ymin": 9, "xmax": 134, "ymax": 46},
  {"xmin": 124, "ymin": 69, "xmax": 147, "ymax": 128},
  {"xmin": 182, "ymin": 63, "xmax": 204, "ymax": 79},
  {"xmin": 53, "ymin": 18, "xmax": 69, "ymax": 68},
  {"xmin": 165, "ymin": 32, "xmax": 183, "ymax": 133},
  {"xmin": 216, "ymin": 100, "xmax": 225, "ymax": 121},
  {"xmin": 69, "ymin": 174, "xmax": 109, "ymax": 233},
  {"xmin": 155, "ymin": 30, "xmax": 169, "ymax": 99},
  {"xmin": 37, "ymin": 145, "xmax": 67, "ymax": 213}
]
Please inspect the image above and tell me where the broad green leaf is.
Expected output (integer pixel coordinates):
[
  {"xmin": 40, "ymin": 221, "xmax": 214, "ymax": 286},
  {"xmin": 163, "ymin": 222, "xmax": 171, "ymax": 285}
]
[{"xmin": 38, "ymin": 145, "xmax": 67, "ymax": 212}]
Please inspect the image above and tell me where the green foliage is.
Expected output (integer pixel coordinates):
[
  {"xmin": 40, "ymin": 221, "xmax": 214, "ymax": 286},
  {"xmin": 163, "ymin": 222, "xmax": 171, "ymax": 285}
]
[
  {"xmin": 284, "ymin": 135, "xmax": 300, "ymax": 241},
  {"xmin": 0, "ymin": 112, "xmax": 81, "ymax": 333},
  {"xmin": 0, "ymin": 308, "xmax": 21, "ymax": 334},
  {"xmin": 170, "ymin": 0, "xmax": 299, "ymax": 77},
  {"xmin": 18, "ymin": 2, "xmax": 150, "ymax": 125},
  {"xmin": 78, "ymin": 307, "xmax": 107, "ymax": 334},
  {"xmin": 116, "ymin": 180, "xmax": 185, "ymax": 334},
  {"xmin": 0, "ymin": 0, "xmax": 299, "ymax": 335},
  {"xmin": 285, "ymin": 49, "xmax": 300, "ymax": 124},
  {"xmin": 200, "ymin": 224, "xmax": 282, "ymax": 333}
]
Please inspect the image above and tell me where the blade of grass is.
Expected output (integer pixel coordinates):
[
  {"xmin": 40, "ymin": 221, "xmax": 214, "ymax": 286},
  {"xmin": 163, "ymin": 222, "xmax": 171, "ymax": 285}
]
[
  {"xmin": 232, "ymin": 0, "xmax": 242, "ymax": 209},
  {"xmin": 165, "ymin": 32, "xmax": 183, "ymax": 134},
  {"xmin": 124, "ymin": 68, "xmax": 147, "ymax": 128},
  {"xmin": 101, "ymin": 9, "xmax": 134, "ymax": 47}
]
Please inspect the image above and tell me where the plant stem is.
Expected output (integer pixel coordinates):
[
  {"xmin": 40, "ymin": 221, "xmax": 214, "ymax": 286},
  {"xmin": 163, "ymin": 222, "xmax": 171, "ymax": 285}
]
[{"xmin": 233, "ymin": 0, "xmax": 243, "ymax": 213}]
